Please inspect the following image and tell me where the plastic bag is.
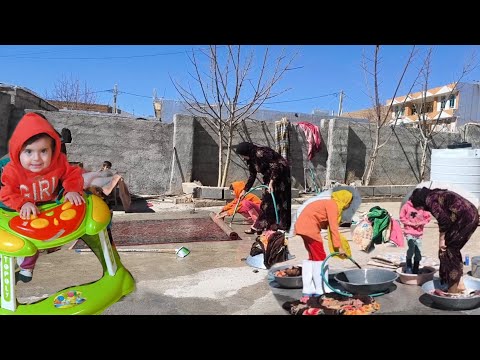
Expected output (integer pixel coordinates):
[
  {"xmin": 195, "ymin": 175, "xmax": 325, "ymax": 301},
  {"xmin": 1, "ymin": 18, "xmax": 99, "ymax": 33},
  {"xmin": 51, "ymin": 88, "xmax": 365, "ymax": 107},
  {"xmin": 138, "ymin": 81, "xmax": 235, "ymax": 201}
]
[{"xmin": 352, "ymin": 218, "xmax": 374, "ymax": 252}]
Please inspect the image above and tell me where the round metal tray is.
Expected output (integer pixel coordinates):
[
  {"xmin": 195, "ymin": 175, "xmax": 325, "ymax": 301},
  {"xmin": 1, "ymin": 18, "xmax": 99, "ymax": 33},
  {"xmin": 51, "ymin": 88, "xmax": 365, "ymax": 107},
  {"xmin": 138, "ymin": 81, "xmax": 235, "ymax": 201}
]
[
  {"xmin": 334, "ymin": 268, "xmax": 398, "ymax": 295},
  {"xmin": 421, "ymin": 277, "xmax": 480, "ymax": 310}
]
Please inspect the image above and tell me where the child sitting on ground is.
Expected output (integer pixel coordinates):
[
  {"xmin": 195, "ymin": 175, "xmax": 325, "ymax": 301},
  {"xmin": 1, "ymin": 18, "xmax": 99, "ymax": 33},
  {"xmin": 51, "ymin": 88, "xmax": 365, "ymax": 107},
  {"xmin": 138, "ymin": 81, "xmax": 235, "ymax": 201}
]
[
  {"xmin": 0, "ymin": 112, "xmax": 84, "ymax": 282},
  {"xmin": 216, "ymin": 181, "xmax": 262, "ymax": 230},
  {"xmin": 399, "ymin": 199, "xmax": 431, "ymax": 274}
]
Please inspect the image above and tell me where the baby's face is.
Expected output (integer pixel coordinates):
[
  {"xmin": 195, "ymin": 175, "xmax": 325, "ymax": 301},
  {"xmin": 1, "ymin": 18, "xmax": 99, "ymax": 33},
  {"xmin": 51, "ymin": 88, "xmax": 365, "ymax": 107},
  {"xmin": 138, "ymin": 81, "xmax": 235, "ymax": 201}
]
[{"xmin": 20, "ymin": 137, "xmax": 53, "ymax": 173}]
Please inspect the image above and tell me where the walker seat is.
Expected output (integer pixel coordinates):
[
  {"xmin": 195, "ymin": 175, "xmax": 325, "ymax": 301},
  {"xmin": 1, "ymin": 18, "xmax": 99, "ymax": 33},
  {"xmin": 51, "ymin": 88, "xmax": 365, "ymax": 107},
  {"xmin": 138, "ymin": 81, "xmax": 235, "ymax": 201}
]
[{"xmin": 0, "ymin": 194, "xmax": 135, "ymax": 314}]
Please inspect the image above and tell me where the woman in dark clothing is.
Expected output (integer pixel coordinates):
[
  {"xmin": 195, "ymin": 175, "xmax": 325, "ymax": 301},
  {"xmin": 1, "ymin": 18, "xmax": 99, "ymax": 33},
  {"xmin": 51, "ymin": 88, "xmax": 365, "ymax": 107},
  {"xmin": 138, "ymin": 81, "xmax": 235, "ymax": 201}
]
[
  {"xmin": 235, "ymin": 142, "xmax": 291, "ymax": 233},
  {"xmin": 410, "ymin": 187, "xmax": 479, "ymax": 293}
]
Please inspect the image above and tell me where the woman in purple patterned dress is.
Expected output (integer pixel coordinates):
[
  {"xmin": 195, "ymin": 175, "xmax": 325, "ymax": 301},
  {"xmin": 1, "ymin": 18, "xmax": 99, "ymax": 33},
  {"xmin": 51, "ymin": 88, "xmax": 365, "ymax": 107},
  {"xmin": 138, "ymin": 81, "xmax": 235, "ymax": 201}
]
[
  {"xmin": 410, "ymin": 187, "xmax": 479, "ymax": 293},
  {"xmin": 235, "ymin": 142, "xmax": 291, "ymax": 234}
]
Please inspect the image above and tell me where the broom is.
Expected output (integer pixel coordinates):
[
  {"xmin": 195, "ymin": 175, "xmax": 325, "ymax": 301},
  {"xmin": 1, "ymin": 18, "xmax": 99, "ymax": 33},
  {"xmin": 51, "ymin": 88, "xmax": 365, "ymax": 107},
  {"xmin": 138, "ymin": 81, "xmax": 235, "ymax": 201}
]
[{"xmin": 75, "ymin": 246, "xmax": 190, "ymax": 257}]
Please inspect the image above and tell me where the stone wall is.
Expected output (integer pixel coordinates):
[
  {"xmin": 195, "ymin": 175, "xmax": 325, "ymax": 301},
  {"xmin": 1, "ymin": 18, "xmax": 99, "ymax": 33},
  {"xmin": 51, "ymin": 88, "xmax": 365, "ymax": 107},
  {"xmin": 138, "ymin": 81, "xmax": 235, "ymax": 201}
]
[
  {"xmin": 0, "ymin": 100, "xmax": 472, "ymax": 195},
  {"xmin": 36, "ymin": 110, "xmax": 174, "ymax": 195}
]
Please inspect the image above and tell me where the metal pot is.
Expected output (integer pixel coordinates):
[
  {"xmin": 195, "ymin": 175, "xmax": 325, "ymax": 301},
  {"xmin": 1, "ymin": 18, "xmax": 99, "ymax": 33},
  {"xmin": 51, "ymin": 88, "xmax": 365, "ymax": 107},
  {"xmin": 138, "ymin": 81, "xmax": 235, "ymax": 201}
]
[{"xmin": 269, "ymin": 264, "xmax": 302, "ymax": 289}]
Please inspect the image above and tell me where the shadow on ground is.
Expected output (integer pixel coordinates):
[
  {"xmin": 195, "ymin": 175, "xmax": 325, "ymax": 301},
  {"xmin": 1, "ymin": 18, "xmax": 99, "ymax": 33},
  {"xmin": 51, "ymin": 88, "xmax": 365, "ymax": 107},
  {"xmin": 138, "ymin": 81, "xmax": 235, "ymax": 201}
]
[{"xmin": 111, "ymin": 198, "xmax": 155, "ymax": 213}]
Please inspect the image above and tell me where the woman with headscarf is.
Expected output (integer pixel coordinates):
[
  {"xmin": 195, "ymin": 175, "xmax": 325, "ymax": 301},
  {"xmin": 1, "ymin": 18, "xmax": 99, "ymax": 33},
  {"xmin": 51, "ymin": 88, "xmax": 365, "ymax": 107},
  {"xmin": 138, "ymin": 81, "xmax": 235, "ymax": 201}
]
[
  {"xmin": 409, "ymin": 187, "xmax": 479, "ymax": 293},
  {"xmin": 294, "ymin": 190, "xmax": 353, "ymax": 300},
  {"xmin": 234, "ymin": 142, "xmax": 291, "ymax": 233},
  {"xmin": 216, "ymin": 180, "xmax": 262, "ymax": 223}
]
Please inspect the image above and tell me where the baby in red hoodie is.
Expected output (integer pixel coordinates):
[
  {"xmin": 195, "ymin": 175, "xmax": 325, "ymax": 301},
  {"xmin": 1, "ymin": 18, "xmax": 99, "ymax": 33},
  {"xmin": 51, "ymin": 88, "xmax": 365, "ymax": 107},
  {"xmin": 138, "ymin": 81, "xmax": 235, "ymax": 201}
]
[
  {"xmin": 399, "ymin": 199, "xmax": 431, "ymax": 274},
  {"xmin": 0, "ymin": 112, "xmax": 84, "ymax": 282}
]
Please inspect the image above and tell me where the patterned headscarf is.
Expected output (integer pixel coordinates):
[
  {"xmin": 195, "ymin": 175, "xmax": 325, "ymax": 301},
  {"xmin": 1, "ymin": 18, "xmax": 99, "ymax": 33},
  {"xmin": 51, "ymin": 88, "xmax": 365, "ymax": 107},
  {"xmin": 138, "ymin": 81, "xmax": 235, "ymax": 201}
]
[{"xmin": 331, "ymin": 190, "xmax": 353, "ymax": 224}]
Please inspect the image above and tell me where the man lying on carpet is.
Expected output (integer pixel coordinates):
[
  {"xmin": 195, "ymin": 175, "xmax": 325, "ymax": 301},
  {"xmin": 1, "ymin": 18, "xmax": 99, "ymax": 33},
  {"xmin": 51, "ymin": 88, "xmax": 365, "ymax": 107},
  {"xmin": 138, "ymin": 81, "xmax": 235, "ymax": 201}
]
[{"xmin": 81, "ymin": 161, "xmax": 131, "ymax": 212}]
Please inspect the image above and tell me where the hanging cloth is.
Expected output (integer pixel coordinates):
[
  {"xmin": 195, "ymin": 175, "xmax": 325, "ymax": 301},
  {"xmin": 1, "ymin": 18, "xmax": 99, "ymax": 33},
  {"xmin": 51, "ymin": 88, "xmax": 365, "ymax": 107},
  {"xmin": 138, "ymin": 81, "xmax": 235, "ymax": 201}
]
[
  {"xmin": 297, "ymin": 122, "xmax": 321, "ymax": 160},
  {"xmin": 274, "ymin": 117, "xmax": 290, "ymax": 160}
]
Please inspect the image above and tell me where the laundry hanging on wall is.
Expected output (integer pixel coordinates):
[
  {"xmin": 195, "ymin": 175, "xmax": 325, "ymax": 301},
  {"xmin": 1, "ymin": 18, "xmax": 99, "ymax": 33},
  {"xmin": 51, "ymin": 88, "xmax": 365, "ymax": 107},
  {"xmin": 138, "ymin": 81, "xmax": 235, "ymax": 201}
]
[
  {"xmin": 297, "ymin": 122, "xmax": 321, "ymax": 160},
  {"xmin": 275, "ymin": 117, "xmax": 290, "ymax": 161}
]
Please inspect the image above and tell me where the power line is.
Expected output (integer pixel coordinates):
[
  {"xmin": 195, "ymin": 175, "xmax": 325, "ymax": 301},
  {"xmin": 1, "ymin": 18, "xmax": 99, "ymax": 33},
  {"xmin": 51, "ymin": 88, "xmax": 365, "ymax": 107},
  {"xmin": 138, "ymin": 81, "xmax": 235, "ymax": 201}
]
[
  {"xmin": 0, "ymin": 46, "xmax": 224, "ymax": 60},
  {"xmin": 0, "ymin": 49, "xmax": 76, "ymax": 58},
  {"xmin": 118, "ymin": 91, "xmax": 151, "ymax": 99},
  {"xmin": 116, "ymin": 90, "xmax": 342, "ymax": 105},
  {"xmin": 264, "ymin": 92, "xmax": 339, "ymax": 105}
]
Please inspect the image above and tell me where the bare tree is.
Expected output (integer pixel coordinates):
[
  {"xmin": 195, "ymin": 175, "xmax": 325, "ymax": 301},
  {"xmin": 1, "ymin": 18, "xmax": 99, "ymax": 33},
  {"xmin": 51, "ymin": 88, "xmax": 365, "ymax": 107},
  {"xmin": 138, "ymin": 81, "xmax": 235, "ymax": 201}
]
[
  {"xmin": 45, "ymin": 74, "xmax": 97, "ymax": 109},
  {"xmin": 172, "ymin": 45, "xmax": 296, "ymax": 187},
  {"xmin": 360, "ymin": 45, "xmax": 418, "ymax": 185},
  {"xmin": 409, "ymin": 49, "xmax": 477, "ymax": 180}
]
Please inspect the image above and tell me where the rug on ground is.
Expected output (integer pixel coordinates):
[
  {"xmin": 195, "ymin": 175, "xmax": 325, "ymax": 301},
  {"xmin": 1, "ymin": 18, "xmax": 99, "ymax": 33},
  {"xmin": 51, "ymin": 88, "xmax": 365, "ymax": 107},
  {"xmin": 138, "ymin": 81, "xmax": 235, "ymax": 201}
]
[{"xmin": 71, "ymin": 218, "xmax": 236, "ymax": 249}]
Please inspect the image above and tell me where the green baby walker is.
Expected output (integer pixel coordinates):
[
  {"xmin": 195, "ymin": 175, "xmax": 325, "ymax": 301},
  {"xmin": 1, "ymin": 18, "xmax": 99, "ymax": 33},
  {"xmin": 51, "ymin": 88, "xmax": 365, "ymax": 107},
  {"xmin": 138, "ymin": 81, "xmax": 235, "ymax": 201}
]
[{"xmin": 0, "ymin": 193, "xmax": 135, "ymax": 314}]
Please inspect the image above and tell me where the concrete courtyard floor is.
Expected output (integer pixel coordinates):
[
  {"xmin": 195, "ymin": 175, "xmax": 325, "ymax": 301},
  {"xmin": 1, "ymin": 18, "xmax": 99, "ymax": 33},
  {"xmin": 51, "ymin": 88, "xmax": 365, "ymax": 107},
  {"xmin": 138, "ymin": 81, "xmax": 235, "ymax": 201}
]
[{"xmin": 13, "ymin": 197, "xmax": 480, "ymax": 315}]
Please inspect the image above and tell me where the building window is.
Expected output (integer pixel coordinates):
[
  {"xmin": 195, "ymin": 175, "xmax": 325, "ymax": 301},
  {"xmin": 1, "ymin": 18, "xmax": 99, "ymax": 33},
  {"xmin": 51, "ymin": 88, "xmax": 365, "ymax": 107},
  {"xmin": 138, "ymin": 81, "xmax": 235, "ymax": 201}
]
[
  {"xmin": 449, "ymin": 94, "xmax": 456, "ymax": 108},
  {"xmin": 440, "ymin": 96, "xmax": 446, "ymax": 109},
  {"xmin": 394, "ymin": 106, "xmax": 404, "ymax": 117},
  {"xmin": 425, "ymin": 102, "xmax": 433, "ymax": 113}
]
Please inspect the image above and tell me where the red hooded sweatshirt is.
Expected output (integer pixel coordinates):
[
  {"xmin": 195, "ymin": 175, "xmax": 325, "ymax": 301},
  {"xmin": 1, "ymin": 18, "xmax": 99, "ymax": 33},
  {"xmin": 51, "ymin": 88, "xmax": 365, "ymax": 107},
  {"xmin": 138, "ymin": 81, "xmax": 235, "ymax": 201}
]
[{"xmin": 0, "ymin": 113, "xmax": 84, "ymax": 211}]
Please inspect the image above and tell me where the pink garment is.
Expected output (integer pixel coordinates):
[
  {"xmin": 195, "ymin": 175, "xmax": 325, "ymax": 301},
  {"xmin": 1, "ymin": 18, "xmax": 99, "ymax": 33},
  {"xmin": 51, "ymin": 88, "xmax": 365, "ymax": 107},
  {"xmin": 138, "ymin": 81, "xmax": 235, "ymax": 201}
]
[
  {"xmin": 18, "ymin": 251, "xmax": 40, "ymax": 270},
  {"xmin": 297, "ymin": 122, "xmax": 321, "ymax": 160},
  {"xmin": 237, "ymin": 199, "xmax": 261, "ymax": 222},
  {"xmin": 399, "ymin": 200, "xmax": 431, "ymax": 237},
  {"xmin": 389, "ymin": 218, "xmax": 404, "ymax": 247}
]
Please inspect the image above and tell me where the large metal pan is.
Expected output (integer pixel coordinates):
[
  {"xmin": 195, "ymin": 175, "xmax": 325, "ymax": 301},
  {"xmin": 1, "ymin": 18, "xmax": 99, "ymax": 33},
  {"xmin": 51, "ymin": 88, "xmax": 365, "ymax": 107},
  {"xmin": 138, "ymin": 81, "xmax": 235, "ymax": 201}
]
[
  {"xmin": 334, "ymin": 268, "xmax": 398, "ymax": 295},
  {"xmin": 421, "ymin": 277, "xmax": 480, "ymax": 310}
]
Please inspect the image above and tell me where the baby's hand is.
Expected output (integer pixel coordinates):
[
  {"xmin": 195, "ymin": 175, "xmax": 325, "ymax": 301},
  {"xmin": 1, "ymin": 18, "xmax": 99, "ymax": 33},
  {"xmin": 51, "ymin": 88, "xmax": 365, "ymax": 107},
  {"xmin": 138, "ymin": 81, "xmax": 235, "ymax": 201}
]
[
  {"xmin": 20, "ymin": 202, "xmax": 38, "ymax": 220},
  {"xmin": 64, "ymin": 192, "xmax": 85, "ymax": 206}
]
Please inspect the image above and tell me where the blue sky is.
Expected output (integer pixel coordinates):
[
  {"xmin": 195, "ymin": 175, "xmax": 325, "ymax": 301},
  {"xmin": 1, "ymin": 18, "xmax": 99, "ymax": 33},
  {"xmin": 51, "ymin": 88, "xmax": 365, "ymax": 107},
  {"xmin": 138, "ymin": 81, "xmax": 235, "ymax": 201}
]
[{"xmin": 1, "ymin": 45, "xmax": 478, "ymax": 118}]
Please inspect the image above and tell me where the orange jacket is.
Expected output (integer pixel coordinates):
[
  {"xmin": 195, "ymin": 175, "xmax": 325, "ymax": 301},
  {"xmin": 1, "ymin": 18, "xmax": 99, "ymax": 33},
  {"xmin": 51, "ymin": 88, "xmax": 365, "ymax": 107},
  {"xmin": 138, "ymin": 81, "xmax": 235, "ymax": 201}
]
[
  {"xmin": 222, "ymin": 181, "xmax": 261, "ymax": 216},
  {"xmin": 0, "ymin": 113, "xmax": 84, "ymax": 211},
  {"xmin": 294, "ymin": 199, "xmax": 341, "ymax": 248}
]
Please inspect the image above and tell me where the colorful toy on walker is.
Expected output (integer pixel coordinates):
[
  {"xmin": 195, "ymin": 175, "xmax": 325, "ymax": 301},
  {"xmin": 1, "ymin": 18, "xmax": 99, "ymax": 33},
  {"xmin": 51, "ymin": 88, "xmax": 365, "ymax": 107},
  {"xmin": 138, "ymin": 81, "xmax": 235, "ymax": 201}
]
[{"xmin": 0, "ymin": 193, "xmax": 135, "ymax": 314}]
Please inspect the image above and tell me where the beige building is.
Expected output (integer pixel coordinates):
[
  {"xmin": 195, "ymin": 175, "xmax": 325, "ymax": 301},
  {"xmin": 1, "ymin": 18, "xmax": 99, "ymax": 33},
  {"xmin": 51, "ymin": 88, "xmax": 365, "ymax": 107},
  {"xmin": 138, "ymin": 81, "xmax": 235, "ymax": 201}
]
[{"xmin": 386, "ymin": 82, "xmax": 480, "ymax": 132}]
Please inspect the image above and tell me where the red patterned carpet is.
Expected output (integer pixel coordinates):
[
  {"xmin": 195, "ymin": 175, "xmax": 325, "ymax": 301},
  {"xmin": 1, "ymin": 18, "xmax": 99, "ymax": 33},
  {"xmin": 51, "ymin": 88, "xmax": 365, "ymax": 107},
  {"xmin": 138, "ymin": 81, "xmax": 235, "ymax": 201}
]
[{"xmin": 72, "ymin": 218, "xmax": 235, "ymax": 249}]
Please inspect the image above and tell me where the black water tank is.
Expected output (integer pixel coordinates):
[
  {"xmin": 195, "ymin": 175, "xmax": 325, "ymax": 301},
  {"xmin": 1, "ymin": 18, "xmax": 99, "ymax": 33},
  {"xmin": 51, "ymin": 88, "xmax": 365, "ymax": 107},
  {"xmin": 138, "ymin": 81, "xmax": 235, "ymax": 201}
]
[{"xmin": 447, "ymin": 142, "xmax": 472, "ymax": 149}]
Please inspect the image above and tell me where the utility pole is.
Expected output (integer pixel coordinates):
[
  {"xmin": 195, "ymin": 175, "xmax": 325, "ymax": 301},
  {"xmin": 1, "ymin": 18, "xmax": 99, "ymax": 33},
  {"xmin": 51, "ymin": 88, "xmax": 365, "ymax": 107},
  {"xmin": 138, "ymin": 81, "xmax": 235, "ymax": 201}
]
[
  {"xmin": 113, "ymin": 83, "xmax": 118, "ymax": 114},
  {"xmin": 337, "ymin": 90, "xmax": 344, "ymax": 116}
]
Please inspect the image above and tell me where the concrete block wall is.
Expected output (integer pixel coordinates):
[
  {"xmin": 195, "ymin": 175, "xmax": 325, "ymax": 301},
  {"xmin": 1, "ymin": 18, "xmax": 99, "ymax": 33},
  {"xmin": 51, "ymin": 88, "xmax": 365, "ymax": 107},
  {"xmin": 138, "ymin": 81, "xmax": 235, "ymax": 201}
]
[
  {"xmin": 356, "ymin": 185, "xmax": 416, "ymax": 198},
  {"xmin": 0, "ymin": 89, "xmax": 473, "ymax": 196},
  {"xmin": 191, "ymin": 118, "xmax": 280, "ymax": 189},
  {"xmin": 289, "ymin": 118, "xmax": 329, "ymax": 191},
  {"xmin": 169, "ymin": 115, "xmax": 195, "ymax": 194},
  {"xmin": 36, "ymin": 110, "xmax": 175, "ymax": 195},
  {"xmin": 327, "ymin": 121, "xmax": 461, "ymax": 186},
  {"xmin": 0, "ymin": 88, "xmax": 57, "ymax": 157},
  {"xmin": 0, "ymin": 93, "xmax": 12, "ymax": 156},
  {"xmin": 464, "ymin": 124, "xmax": 480, "ymax": 147}
]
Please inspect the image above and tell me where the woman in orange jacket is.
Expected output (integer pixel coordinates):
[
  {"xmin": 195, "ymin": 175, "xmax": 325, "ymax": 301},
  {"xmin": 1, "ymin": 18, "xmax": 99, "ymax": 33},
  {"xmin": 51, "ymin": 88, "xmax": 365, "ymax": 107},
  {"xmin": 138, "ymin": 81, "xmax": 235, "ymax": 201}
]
[
  {"xmin": 294, "ymin": 190, "xmax": 353, "ymax": 300},
  {"xmin": 216, "ymin": 181, "xmax": 262, "ymax": 226}
]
